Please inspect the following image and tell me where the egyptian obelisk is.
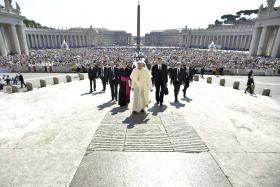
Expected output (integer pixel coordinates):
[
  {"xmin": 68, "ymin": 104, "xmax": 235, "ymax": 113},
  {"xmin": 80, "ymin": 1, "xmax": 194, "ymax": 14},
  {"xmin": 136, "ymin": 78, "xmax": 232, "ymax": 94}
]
[{"xmin": 136, "ymin": 1, "xmax": 141, "ymax": 54}]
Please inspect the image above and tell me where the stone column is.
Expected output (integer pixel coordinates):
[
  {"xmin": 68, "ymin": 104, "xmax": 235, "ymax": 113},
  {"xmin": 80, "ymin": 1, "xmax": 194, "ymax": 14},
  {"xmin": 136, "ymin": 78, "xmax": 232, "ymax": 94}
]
[
  {"xmin": 79, "ymin": 36, "xmax": 82, "ymax": 47},
  {"xmin": 241, "ymin": 35, "xmax": 245, "ymax": 50},
  {"xmin": 35, "ymin": 35, "xmax": 39, "ymax": 49},
  {"xmin": 198, "ymin": 36, "xmax": 201, "ymax": 47},
  {"xmin": 243, "ymin": 35, "xmax": 248, "ymax": 50},
  {"xmin": 223, "ymin": 36, "xmax": 226, "ymax": 49},
  {"xmin": 52, "ymin": 35, "xmax": 55, "ymax": 48},
  {"xmin": 201, "ymin": 36, "xmax": 205, "ymax": 48},
  {"xmin": 53, "ymin": 35, "xmax": 56, "ymax": 48},
  {"xmin": 232, "ymin": 35, "xmax": 236, "ymax": 50},
  {"xmin": 271, "ymin": 26, "xmax": 280, "ymax": 58},
  {"xmin": 55, "ymin": 36, "xmax": 58, "ymax": 48},
  {"xmin": 226, "ymin": 36, "xmax": 230, "ymax": 49},
  {"xmin": 220, "ymin": 35, "xmax": 223, "ymax": 46},
  {"xmin": 257, "ymin": 26, "xmax": 269, "ymax": 56},
  {"xmin": 48, "ymin": 35, "xmax": 51, "ymax": 48},
  {"xmin": 75, "ymin": 35, "xmax": 77, "ymax": 47},
  {"xmin": 16, "ymin": 23, "xmax": 29, "ymax": 55},
  {"xmin": 10, "ymin": 24, "xmax": 21, "ymax": 54},
  {"xmin": 80, "ymin": 36, "xmax": 83, "ymax": 47},
  {"xmin": 68, "ymin": 35, "xmax": 72, "ymax": 47},
  {"xmin": 57, "ymin": 36, "xmax": 60, "ymax": 48},
  {"xmin": 30, "ymin": 35, "xmax": 34, "ymax": 49},
  {"xmin": 204, "ymin": 36, "xmax": 208, "ymax": 47},
  {"xmin": 231, "ymin": 35, "xmax": 235, "ymax": 49},
  {"xmin": 49, "ymin": 35, "xmax": 52, "ymax": 48},
  {"xmin": 250, "ymin": 27, "xmax": 261, "ymax": 56},
  {"xmin": 228, "ymin": 36, "xmax": 232, "ymax": 49},
  {"xmin": 39, "ymin": 35, "xmax": 43, "ymax": 48},
  {"xmin": 43, "ymin": 35, "xmax": 46, "ymax": 48},
  {"xmin": 75, "ymin": 36, "xmax": 79, "ymax": 47},
  {"xmin": 238, "ymin": 35, "xmax": 243, "ymax": 50},
  {"xmin": 199, "ymin": 36, "xmax": 203, "ymax": 47},
  {"xmin": 26, "ymin": 34, "xmax": 30, "ymax": 49},
  {"xmin": 247, "ymin": 35, "xmax": 252, "ymax": 50},
  {"xmin": 45, "ymin": 35, "xmax": 48, "ymax": 48},
  {"xmin": 0, "ymin": 27, "xmax": 8, "ymax": 56}
]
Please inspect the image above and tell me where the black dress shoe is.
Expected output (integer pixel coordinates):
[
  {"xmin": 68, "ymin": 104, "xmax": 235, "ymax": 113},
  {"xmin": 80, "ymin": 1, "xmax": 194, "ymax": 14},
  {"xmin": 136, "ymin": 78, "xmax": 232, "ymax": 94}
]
[
  {"xmin": 156, "ymin": 102, "xmax": 159, "ymax": 105},
  {"xmin": 160, "ymin": 103, "xmax": 163, "ymax": 107},
  {"xmin": 141, "ymin": 109, "xmax": 145, "ymax": 113},
  {"xmin": 132, "ymin": 111, "xmax": 137, "ymax": 114},
  {"xmin": 175, "ymin": 99, "xmax": 178, "ymax": 103}
]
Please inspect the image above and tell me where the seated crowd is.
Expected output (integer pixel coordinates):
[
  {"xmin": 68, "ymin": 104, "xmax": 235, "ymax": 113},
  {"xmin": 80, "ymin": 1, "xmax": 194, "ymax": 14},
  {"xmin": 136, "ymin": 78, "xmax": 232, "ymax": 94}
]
[{"xmin": 0, "ymin": 47, "xmax": 279, "ymax": 72}]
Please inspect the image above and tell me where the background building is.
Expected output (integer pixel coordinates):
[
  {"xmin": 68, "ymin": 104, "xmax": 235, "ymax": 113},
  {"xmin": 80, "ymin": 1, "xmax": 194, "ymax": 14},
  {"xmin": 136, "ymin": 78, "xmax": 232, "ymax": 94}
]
[
  {"xmin": 25, "ymin": 27, "xmax": 132, "ymax": 49},
  {"xmin": 145, "ymin": 29, "xmax": 184, "ymax": 46},
  {"xmin": 144, "ymin": 0, "xmax": 280, "ymax": 58},
  {"xmin": 0, "ymin": 1, "xmax": 29, "ymax": 56},
  {"xmin": 145, "ymin": 25, "xmax": 253, "ymax": 51},
  {"xmin": 249, "ymin": 0, "xmax": 280, "ymax": 58},
  {"xmin": 0, "ymin": 0, "xmax": 280, "ymax": 58}
]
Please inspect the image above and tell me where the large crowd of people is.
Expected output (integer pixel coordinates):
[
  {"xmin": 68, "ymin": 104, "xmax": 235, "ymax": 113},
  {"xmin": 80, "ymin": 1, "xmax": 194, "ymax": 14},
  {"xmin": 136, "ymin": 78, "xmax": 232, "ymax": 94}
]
[{"xmin": 0, "ymin": 47, "xmax": 280, "ymax": 73}]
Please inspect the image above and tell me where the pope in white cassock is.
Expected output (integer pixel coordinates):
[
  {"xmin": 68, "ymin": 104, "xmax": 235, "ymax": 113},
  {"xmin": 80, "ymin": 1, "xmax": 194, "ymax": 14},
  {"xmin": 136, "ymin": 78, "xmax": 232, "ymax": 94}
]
[{"xmin": 130, "ymin": 59, "xmax": 153, "ymax": 114}]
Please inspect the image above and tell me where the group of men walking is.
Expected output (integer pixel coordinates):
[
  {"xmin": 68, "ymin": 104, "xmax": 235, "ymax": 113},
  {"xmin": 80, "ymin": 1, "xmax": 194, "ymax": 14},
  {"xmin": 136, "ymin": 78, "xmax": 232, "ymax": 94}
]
[
  {"xmin": 87, "ymin": 57, "xmax": 193, "ymax": 113},
  {"xmin": 0, "ymin": 73, "xmax": 26, "ymax": 90}
]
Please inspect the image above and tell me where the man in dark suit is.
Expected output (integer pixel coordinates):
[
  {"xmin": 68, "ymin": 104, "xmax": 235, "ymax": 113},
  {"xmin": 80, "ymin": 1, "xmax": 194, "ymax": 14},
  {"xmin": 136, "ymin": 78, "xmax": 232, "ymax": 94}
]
[
  {"xmin": 170, "ymin": 62, "xmax": 186, "ymax": 103},
  {"xmin": 152, "ymin": 57, "xmax": 168, "ymax": 106},
  {"xmin": 18, "ymin": 73, "xmax": 26, "ymax": 88},
  {"xmin": 106, "ymin": 62, "xmax": 119, "ymax": 102},
  {"xmin": 98, "ymin": 63, "xmax": 107, "ymax": 92},
  {"xmin": 88, "ymin": 63, "xmax": 98, "ymax": 93},
  {"xmin": 182, "ymin": 63, "xmax": 190, "ymax": 98}
]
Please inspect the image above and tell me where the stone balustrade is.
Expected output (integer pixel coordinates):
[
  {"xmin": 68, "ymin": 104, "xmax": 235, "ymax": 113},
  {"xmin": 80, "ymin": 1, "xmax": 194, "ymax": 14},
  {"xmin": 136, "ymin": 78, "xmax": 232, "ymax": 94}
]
[
  {"xmin": 262, "ymin": 89, "xmax": 271, "ymax": 96},
  {"xmin": 233, "ymin": 81, "xmax": 240, "ymax": 90},
  {"xmin": 207, "ymin": 77, "xmax": 212, "ymax": 84},
  {"xmin": 26, "ymin": 82, "xmax": 33, "ymax": 91},
  {"xmin": 11, "ymin": 85, "xmax": 19, "ymax": 93},
  {"xmin": 220, "ymin": 79, "xmax": 225, "ymax": 86},
  {"xmin": 66, "ymin": 75, "xmax": 72, "ymax": 82},
  {"xmin": 40, "ymin": 79, "xmax": 46, "ymax": 88},
  {"xmin": 53, "ymin": 77, "xmax": 59, "ymax": 85}
]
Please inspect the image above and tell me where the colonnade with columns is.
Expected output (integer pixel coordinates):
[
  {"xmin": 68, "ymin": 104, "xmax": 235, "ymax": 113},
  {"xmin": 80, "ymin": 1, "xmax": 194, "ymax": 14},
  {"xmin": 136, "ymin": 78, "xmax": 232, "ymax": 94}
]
[
  {"xmin": 0, "ymin": 22, "xmax": 29, "ymax": 56},
  {"xmin": 25, "ymin": 32, "xmax": 90, "ymax": 49},
  {"xmin": 187, "ymin": 34, "xmax": 252, "ymax": 50},
  {"xmin": 250, "ymin": 25, "xmax": 280, "ymax": 58}
]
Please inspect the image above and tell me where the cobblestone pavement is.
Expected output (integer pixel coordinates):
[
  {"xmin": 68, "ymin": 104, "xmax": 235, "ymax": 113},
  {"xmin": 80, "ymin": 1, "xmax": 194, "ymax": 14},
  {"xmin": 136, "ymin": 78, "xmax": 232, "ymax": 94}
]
[
  {"xmin": 0, "ymin": 77, "xmax": 279, "ymax": 187},
  {"xmin": 87, "ymin": 111, "xmax": 208, "ymax": 153}
]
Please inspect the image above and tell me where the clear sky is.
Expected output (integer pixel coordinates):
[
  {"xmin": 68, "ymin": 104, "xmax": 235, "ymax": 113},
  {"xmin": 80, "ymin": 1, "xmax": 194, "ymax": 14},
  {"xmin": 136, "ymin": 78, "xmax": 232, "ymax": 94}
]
[{"xmin": 2, "ymin": 0, "xmax": 279, "ymax": 35}]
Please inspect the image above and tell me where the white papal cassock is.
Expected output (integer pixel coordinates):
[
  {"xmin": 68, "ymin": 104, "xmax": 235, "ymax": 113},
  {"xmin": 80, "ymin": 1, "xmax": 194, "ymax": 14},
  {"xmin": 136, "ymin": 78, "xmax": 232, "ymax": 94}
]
[{"xmin": 130, "ymin": 67, "xmax": 153, "ymax": 112}]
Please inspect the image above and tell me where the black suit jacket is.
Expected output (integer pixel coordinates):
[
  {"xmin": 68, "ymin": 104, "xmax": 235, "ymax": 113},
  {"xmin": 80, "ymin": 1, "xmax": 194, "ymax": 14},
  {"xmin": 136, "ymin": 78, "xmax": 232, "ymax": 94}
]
[
  {"xmin": 88, "ymin": 67, "xmax": 98, "ymax": 80},
  {"xmin": 170, "ymin": 68, "xmax": 186, "ymax": 84},
  {"xmin": 151, "ymin": 64, "xmax": 168, "ymax": 85},
  {"xmin": 98, "ymin": 67, "xmax": 106, "ymax": 77},
  {"xmin": 106, "ymin": 67, "xmax": 120, "ymax": 83}
]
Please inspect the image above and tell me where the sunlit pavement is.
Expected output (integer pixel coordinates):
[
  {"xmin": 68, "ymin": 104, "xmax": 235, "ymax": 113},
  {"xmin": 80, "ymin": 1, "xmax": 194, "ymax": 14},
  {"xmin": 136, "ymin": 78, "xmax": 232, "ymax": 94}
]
[{"xmin": 0, "ymin": 76, "xmax": 279, "ymax": 186}]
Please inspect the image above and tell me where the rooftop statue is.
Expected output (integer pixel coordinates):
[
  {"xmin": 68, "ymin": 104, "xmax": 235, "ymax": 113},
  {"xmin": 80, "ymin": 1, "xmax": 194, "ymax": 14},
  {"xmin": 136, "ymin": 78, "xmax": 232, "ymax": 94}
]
[
  {"xmin": 16, "ymin": 2, "xmax": 21, "ymax": 14},
  {"xmin": 267, "ymin": 0, "xmax": 276, "ymax": 12}
]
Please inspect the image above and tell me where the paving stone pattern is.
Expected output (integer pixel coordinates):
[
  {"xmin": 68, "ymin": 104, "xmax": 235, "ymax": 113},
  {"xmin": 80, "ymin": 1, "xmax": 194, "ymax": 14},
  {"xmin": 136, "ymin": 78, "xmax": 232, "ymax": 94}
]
[{"xmin": 86, "ymin": 110, "xmax": 208, "ymax": 153}]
